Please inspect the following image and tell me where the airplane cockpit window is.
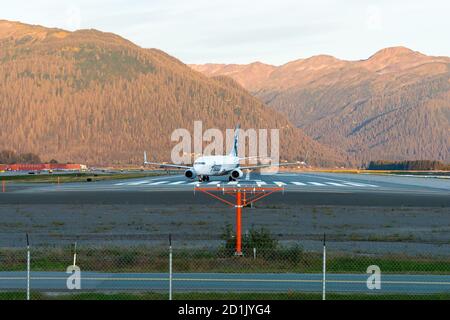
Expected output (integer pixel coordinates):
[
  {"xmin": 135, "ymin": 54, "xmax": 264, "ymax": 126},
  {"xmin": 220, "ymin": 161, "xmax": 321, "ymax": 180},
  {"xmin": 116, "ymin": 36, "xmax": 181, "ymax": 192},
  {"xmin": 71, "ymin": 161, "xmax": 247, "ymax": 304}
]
[{"xmin": 195, "ymin": 162, "xmax": 206, "ymax": 165}]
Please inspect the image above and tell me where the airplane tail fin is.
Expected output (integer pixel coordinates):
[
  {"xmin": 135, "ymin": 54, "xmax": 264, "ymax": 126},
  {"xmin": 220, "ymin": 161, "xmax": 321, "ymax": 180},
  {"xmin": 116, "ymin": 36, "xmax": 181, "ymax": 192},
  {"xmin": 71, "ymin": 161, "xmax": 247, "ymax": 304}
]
[{"xmin": 229, "ymin": 125, "xmax": 240, "ymax": 157}]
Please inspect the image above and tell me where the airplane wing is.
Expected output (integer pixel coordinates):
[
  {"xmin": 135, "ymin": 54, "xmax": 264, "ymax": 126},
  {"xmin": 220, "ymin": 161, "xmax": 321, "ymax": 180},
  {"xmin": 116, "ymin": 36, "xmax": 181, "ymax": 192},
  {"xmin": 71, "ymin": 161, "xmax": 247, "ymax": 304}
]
[
  {"xmin": 238, "ymin": 156, "xmax": 265, "ymax": 161},
  {"xmin": 143, "ymin": 152, "xmax": 191, "ymax": 169},
  {"xmin": 240, "ymin": 161, "xmax": 306, "ymax": 170},
  {"xmin": 241, "ymin": 152, "xmax": 309, "ymax": 170}
]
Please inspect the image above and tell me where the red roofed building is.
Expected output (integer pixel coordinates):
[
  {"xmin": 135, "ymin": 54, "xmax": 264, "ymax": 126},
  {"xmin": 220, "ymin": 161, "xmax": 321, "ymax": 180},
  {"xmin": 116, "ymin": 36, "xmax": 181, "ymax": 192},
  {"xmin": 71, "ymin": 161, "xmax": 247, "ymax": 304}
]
[{"xmin": 0, "ymin": 163, "xmax": 87, "ymax": 171}]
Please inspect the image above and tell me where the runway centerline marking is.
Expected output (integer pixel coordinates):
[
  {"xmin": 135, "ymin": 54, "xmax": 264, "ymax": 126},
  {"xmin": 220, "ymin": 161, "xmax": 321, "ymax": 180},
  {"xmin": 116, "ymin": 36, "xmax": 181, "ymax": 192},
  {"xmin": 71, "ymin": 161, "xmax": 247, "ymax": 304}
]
[
  {"xmin": 291, "ymin": 182, "xmax": 306, "ymax": 186},
  {"xmin": 274, "ymin": 181, "xmax": 286, "ymax": 187}
]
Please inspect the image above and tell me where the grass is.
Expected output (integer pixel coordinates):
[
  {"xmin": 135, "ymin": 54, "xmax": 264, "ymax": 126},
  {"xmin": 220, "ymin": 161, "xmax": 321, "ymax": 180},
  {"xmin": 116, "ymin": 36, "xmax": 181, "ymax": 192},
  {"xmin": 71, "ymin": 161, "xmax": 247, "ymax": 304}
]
[
  {"xmin": 0, "ymin": 171, "xmax": 167, "ymax": 183},
  {"xmin": 305, "ymin": 169, "xmax": 450, "ymax": 176},
  {"xmin": 1, "ymin": 291, "xmax": 450, "ymax": 300},
  {"xmin": 1, "ymin": 247, "xmax": 450, "ymax": 274},
  {"xmin": 1, "ymin": 247, "xmax": 449, "ymax": 301},
  {"xmin": 51, "ymin": 221, "xmax": 65, "ymax": 227}
]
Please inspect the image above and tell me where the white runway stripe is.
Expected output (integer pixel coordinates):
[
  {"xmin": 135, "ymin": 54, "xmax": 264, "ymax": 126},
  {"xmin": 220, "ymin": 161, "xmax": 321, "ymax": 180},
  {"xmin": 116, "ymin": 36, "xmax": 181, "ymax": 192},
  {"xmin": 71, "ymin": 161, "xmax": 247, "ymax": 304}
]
[
  {"xmin": 146, "ymin": 181, "xmax": 169, "ymax": 185},
  {"xmin": 168, "ymin": 181, "xmax": 184, "ymax": 185},
  {"xmin": 308, "ymin": 182, "xmax": 326, "ymax": 186},
  {"xmin": 344, "ymin": 182, "xmax": 376, "ymax": 187},
  {"xmin": 325, "ymin": 182, "xmax": 347, "ymax": 187},
  {"xmin": 124, "ymin": 180, "xmax": 152, "ymax": 186},
  {"xmin": 114, "ymin": 179, "xmax": 378, "ymax": 188}
]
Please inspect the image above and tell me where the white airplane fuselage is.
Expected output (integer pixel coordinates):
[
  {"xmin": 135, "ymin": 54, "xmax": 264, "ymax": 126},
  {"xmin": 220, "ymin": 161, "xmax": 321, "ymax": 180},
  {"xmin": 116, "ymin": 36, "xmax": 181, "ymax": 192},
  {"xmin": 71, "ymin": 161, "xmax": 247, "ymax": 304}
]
[{"xmin": 192, "ymin": 155, "xmax": 240, "ymax": 176}]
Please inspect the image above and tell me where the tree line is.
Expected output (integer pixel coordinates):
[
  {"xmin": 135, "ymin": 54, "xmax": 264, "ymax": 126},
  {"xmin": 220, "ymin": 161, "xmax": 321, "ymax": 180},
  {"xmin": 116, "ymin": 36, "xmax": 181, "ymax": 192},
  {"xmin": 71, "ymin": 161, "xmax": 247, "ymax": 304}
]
[
  {"xmin": 367, "ymin": 160, "xmax": 450, "ymax": 171},
  {"xmin": 0, "ymin": 150, "xmax": 44, "ymax": 164}
]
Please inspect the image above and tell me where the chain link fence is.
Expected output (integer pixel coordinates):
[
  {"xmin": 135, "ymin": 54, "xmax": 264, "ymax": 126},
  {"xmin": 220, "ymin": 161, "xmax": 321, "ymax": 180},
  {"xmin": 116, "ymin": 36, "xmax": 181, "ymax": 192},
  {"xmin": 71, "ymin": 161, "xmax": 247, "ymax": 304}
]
[{"xmin": 0, "ymin": 236, "xmax": 449, "ymax": 300}]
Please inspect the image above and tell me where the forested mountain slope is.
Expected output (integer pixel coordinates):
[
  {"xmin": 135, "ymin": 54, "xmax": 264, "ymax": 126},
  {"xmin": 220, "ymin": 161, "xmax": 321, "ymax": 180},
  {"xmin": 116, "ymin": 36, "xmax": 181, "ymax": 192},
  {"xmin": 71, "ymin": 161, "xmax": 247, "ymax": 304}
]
[
  {"xmin": 0, "ymin": 20, "xmax": 345, "ymax": 166},
  {"xmin": 191, "ymin": 47, "xmax": 450, "ymax": 163}
]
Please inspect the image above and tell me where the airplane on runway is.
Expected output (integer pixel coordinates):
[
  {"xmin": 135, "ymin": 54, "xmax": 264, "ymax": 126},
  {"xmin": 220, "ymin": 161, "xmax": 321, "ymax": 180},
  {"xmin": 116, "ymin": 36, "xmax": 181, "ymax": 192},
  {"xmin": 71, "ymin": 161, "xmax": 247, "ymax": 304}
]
[{"xmin": 143, "ymin": 126, "xmax": 306, "ymax": 182}]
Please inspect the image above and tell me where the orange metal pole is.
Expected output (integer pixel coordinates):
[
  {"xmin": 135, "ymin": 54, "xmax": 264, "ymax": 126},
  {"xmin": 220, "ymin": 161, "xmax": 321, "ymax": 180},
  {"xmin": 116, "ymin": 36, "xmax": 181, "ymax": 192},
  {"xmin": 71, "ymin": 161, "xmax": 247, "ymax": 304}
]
[
  {"xmin": 236, "ymin": 190, "xmax": 242, "ymax": 255},
  {"xmin": 195, "ymin": 186, "xmax": 283, "ymax": 257}
]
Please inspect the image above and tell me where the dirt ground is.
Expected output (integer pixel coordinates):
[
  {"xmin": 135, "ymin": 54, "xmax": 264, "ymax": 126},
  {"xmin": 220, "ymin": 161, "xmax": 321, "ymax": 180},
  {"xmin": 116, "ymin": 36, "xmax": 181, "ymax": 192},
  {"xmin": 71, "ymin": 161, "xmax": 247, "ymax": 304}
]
[{"xmin": 1, "ymin": 203, "xmax": 449, "ymax": 256}]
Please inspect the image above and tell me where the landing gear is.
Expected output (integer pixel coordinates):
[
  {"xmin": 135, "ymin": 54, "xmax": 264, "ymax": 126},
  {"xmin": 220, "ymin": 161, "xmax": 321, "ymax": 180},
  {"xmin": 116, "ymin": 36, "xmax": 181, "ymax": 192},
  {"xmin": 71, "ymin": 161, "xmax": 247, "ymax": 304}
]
[
  {"xmin": 228, "ymin": 176, "xmax": 237, "ymax": 182},
  {"xmin": 199, "ymin": 175, "xmax": 210, "ymax": 182}
]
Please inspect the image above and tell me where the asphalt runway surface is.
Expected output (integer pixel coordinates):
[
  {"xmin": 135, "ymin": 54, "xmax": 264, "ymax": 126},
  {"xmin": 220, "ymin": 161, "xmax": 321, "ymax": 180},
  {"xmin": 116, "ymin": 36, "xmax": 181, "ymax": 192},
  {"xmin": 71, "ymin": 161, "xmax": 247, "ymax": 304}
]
[
  {"xmin": 0, "ymin": 171, "xmax": 448, "ymax": 255},
  {"xmin": 1, "ymin": 271, "xmax": 449, "ymax": 295},
  {"xmin": 1, "ymin": 172, "xmax": 449, "ymax": 206}
]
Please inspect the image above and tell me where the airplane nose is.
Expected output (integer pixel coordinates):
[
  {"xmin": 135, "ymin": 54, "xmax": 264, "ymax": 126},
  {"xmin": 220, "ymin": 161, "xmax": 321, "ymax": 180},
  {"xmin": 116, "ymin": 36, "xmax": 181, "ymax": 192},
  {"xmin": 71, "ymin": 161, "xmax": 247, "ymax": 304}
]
[{"xmin": 194, "ymin": 165, "xmax": 204, "ymax": 175}]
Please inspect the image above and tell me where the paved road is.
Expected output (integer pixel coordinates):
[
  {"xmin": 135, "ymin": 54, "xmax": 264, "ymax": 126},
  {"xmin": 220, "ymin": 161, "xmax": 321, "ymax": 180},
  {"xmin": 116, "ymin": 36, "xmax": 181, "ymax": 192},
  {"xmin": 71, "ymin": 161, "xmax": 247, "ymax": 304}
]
[
  {"xmin": 1, "ymin": 172, "xmax": 449, "ymax": 206},
  {"xmin": 1, "ymin": 271, "xmax": 449, "ymax": 295}
]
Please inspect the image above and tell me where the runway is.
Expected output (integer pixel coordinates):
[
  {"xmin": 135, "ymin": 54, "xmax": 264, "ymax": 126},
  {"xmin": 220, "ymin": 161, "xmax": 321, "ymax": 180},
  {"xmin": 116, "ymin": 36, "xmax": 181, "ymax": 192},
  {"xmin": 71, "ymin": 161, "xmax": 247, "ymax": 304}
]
[
  {"xmin": 1, "ymin": 271, "xmax": 449, "ymax": 295},
  {"xmin": 0, "ymin": 172, "xmax": 449, "ymax": 278},
  {"xmin": 1, "ymin": 172, "xmax": 449, "ymax": 206}
]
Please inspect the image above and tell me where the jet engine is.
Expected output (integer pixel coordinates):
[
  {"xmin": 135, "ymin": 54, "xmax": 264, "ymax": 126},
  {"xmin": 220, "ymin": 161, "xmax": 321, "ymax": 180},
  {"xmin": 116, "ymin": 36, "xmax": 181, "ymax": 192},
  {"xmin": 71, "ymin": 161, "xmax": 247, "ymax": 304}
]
[
  {"xmin": 184, "ymin": 169, "xmax": 196, "ymax": 179},
  {"xmin": 230, "ymin": 169, "xmax": 243, "ymax": 179}
]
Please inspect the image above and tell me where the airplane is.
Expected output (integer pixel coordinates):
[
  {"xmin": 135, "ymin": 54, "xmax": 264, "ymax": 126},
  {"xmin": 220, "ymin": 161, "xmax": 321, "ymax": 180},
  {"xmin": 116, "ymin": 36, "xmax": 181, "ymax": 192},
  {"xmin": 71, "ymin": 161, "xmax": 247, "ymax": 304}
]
[{"xmin": 143, "ymin": 126, "xmax": 306, "ymax": 182}]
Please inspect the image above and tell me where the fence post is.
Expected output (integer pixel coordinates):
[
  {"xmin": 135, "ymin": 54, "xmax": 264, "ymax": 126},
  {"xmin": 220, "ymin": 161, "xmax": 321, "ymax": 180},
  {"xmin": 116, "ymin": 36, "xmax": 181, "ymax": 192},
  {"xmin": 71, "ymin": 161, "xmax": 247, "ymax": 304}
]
[
  {"xmin": 169, "ymin": 234, "xmax": 173, "ymax": 301},
  {"xmin": 253, "ymin": 247, "xmax": 256, "ymax": 260},
  {"xmin": 2, "ymin": 180, "xmax": 5, "ymax": 193},
  {"xmin": 26, "ymin": 233, "xmax": 30, "ymax": 301},
  {"xmin": 73, "ymin": 242, "xmax": 77, "ymax": 267},
  {"xmin": 322, "ymin": 233, "xmax": 326, "ymax": 301}
]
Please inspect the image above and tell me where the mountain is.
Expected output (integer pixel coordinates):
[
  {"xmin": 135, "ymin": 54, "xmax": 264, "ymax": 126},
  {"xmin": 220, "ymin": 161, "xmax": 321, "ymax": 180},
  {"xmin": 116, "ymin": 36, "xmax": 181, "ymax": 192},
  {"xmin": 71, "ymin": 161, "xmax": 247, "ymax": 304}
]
[
  {"xmin": 190, "ymin": 62, "xmax": 277, "ymax": 92},
  {"xmin": 0, "ymin": 20, "xmax": 345, "ymax": 166},
  {"xmin": 191, "ymin": 47, "xmax": 450, "ymax": 163}
]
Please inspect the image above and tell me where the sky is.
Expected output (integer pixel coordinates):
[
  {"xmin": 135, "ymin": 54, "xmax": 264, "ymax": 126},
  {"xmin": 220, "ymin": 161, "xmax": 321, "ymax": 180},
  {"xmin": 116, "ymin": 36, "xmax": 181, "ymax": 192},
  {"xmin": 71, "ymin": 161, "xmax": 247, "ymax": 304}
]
[{"xmin": 1, "ymin": 0, "xmax": 450, "ymax": 65}]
